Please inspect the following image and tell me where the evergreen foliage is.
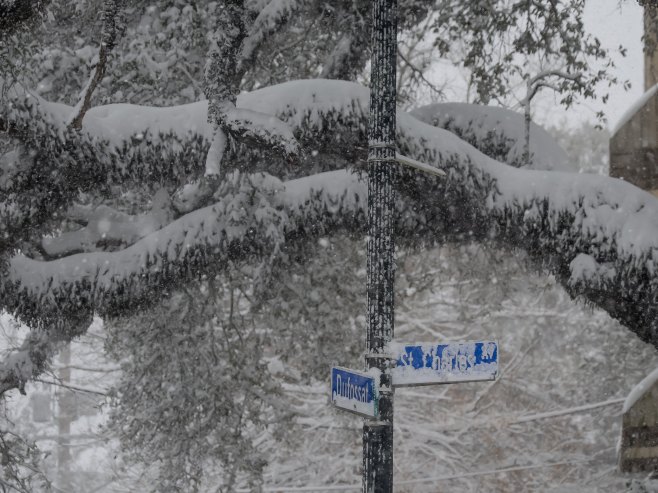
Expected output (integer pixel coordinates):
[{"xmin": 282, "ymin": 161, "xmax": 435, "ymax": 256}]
[{"xmin": 0, "ymin": 0, "xmax": 651, "ymax": 489}]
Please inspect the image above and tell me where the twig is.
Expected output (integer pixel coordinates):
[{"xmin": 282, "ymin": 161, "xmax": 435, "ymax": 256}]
[
  {"xmin": 397, "ymin": 47, "xmax": 444, "ymax": 98},
  {"xmin": 33, "ymin": 378, "xmax": 107, "ymax": 396},
  {"xmin": 67, "ymin": 0, "xmax": 123, "ymax": 130}
]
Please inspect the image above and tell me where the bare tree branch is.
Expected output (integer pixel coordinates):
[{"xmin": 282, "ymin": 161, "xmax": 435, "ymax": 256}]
[
  {"xmin": 319, "ymin": 1, "xmax": 371, "ymax": 81},
  {"xmin": 397, "ymin": 47, "xmax": 445, "ymax": 100},
  {"xmin": 67, "ymin": 0, "xmax": 124, "ymax": 130},
  {"xmin": 0, "ymin": 316, "xmax": 91, "ymax": 395},
  {"xmin": 239, "ymin": 0, "xmax": 303, "ymax": 75}
]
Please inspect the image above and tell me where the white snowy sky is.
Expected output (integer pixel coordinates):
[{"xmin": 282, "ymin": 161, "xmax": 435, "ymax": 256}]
[
  {"xmin": 421, "ymin": 0, "xmax": 644, "ymax": 131},
  {"xmin": 547, "ymin": 0, "xmax": 644, "ymax": 130}
]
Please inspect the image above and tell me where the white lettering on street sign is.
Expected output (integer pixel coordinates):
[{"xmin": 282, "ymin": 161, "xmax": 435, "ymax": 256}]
[
  {"xmin": 331, "ymin": 367, "xmax": 379, "ymax": 418},
  {"xmin": 390, "ymin": 340, "xmax": 498, "ymax": 387}
]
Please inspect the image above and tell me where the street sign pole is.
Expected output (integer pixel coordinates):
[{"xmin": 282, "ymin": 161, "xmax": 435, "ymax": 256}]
[{"xmin": 364, "ymin": 0, "xmax": 397, "ymax": 491}]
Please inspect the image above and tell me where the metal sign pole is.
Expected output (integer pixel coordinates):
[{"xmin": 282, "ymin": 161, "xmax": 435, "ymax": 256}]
[{"xmin": 363, "ymin": 0, "xmax": 397, "ymax": 491}]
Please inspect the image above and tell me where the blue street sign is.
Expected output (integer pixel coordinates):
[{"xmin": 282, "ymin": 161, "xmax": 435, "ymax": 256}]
[
  {"xmin": 391, "ymin": 340, "xmax": 498, "ymax": 387},
  {"xmin": 331, "ymin": 367, "xmax": 379, "ymax": 418}
]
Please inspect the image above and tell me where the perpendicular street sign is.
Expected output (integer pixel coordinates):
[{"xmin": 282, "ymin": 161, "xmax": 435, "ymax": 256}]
[
  {"xmin": 330, "ymin": 367, "xmax": 379, "ymax": 418},
  {"xmin": 390, "ymin": 340, "xmax": 498, "ymax": 387}
]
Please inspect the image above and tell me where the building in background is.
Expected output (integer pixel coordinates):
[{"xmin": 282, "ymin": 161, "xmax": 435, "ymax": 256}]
[
  {"xmin": 610, "ymin": 1, "xmax": 658, "ymax": 195},
  {"xmin": 620, "ymin": 370, "xmax": 658, "ymax": 473}
]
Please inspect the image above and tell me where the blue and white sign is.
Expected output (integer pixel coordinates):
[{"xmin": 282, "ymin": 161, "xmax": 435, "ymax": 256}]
[
  {"xmin": 331, "ymin": 367, "xmax": 378, "ymax": 418},
  {"xmin": 391, "ymin": 340, "xmax": 498, "ymax": 387}
]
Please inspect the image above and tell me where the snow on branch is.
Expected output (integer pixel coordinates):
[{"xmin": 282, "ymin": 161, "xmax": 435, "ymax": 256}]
[
  {"xmin": 410, "ymin": 102, "xmax": 571, "ymax": 172},
  {"xmin": 320, "ymin": 15, "xmax": 370, "ymax": 80},
  {"xmin": 4, "ymin": 79, "xmax": 658, "ymax": 393},
  {"xmin": 3, "ymin": 170, "xmax": 366, "ymax": 329},
  {"xmin": 0, "ymin": 316, "xmax": 91, "ymax": 395},
  {"xmin": 41, "ymin": 189, "xmax": 173, "ymax": 258},
  {"xmin": 224, "ymin": 106, "xmax": 300, "ymax": 159},
  {"xmin": 0, "ymin": 81, "xmax": 319, "ymax": 260},
  {"xmin": 6, "ymin": 125, "xmax": 658, "ymax": 345},
  {"xmin": 526, "ymin": 70, "xmax": 582, "ymax": 96},
  {"xmin": 568, "ymin": 253, "xmax": 616, "ymax": 289},
  {"xmin": 201, "ymin": 1, "xmax": 299, "ymax": 175},
  {"xmin": 240, "ymin": 0, "xmax": 302, "ymax": 73},
  {"xmin": 203, "ymin": 2, "xmax": 247, "ymax": 176},
  {"xmin": 0, "ymin": 86, "xmax": 193, "ymax": 265},
  {"xmin": 0, "ymin": 80, "xmax": 361, "ymax": 272},
  {"xmin": 1, "ymin": 80, "xmax": 331, "ymax": 185}
]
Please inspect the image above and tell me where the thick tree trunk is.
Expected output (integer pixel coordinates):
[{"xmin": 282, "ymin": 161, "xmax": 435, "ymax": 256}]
[
  {"xmin": 524, "ymin": 103, "xmax": 531, "ymax": 167},
  {"xmin": 363, "ymin": 0, "xmax": 397, "ymax": 491},
  {"xmin": 644, "ymin": 2, "xmax": 658, "ymax": 90},
  {"xmin": 523, "ymin": 80, "xmax": 531, "ymax": 167},
  {"xmin": 57, "ymin": 345, "xmax": 73, "ymax": 492},
  {"xmin": 0, "ymin": 0, "xmax": 50, "ymax": 37},
  {"xmin": 204, "ymin": 0, "xmax": 247, "ymax": 176}
]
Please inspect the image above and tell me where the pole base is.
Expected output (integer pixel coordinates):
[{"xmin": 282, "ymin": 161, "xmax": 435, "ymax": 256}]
[{"xmin": 362, "ymin": 422, "xmax": 393, "ymax": 493}]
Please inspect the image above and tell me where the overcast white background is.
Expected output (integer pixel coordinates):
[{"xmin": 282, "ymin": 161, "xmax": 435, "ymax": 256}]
[
  {"xmin": 562, "ymin": 0, "xmax": 643, "ymax": 130},
  {"xmin": 421, "ymin": 0, "xmax": 645, "ymax": 131}
]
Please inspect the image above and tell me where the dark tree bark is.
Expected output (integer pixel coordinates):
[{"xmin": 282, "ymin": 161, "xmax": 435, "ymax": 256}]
[
  {"xmin": 68, "ymin": 0, "xmax": 125, "ymax": 130},
  {"xmin": 0, "ymin": 0, "xmax": 49, "ymax": 37},
  {"xmin": 320, "ymin": 1, "xmax": 372, "ymax": 81}
]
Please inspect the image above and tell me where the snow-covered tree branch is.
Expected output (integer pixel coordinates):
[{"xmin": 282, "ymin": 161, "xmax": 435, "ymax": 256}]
[
  {"xmin": 3, "ymin": 79, "xmax": 658, "ymax": 398},
  {"xmin": 0, "ymin": 1, "xmax": 653, "ymax": 489}
]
